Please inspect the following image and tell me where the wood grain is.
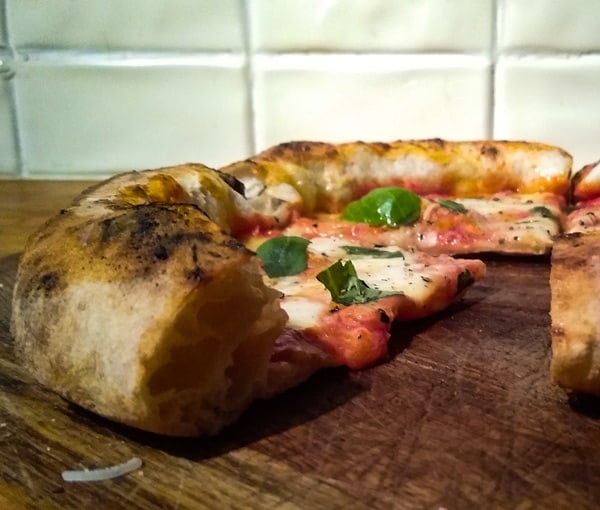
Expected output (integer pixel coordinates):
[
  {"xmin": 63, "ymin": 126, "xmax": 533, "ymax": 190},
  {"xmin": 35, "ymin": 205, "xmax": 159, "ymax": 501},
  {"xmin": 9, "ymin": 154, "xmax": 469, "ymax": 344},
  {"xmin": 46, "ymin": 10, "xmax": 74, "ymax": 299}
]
[
  {"xmin": 2, "ymin": 181, "xmax": 600, "ymax": 508},
  {"xmin": 2, "ymin": 251, "xmax": 600, "ymax": 509},
  {"xmin": 0, "ymin": 180, "xmax": 95, "ymax": 257}
]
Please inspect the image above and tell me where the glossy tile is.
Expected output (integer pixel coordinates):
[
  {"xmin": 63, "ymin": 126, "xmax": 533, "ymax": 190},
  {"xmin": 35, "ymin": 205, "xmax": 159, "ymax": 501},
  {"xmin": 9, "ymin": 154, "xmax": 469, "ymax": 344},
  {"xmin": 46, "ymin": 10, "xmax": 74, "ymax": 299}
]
[
  {"xmin": 495, "ymin": 55, "xmax": 600, "ymax": 170},
  {"xmin": 254, "ymin": 55, "xmax": 490, "ymax": 150},
  {"xmin": 0, "ymin": 50, "xmax": 17, "ymax": 175},
  {"xmin": 250, "ymin": 0, "xmax": 493, "ymax": 52},
  {"xmin": 0, "ymin": 82, "xmax": 17, "ymax": 175},
  {"xmin": 14, "ymin": 57, "xmax": 250, "ymax": 177},
  {"xmin": 0, "ymin": 4, "xmax": 6, "ymax": 48},
  {"xmin": 499, "ymin": 0, "xmax": 600, "ymax": 52},
  {"xmin": 7, "ymin": 0, "xmax": 244, "ymax": 51}
]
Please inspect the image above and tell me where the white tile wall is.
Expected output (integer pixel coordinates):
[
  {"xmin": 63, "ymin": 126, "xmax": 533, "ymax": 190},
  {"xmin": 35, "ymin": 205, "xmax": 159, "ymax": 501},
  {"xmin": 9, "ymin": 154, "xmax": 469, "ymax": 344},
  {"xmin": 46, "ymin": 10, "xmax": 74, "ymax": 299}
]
[
  {"xmin": 495, "ymin": 55, "xmax": 600, "ymax": 170},
  {"xmin": 14, "ymin": 55, "xmax": 249, "ymax": 177},
  {"xmin": 8, "ymin": 0, "xmax": 244, "ymax": 52},
  {"xmin": 254, "ymin": 54, "xmax": 490, "ymax": 148},
  {"xmin": 0, "ymin": 77, "xmax": 17, "ymax": 176},
  {"xmin": 498, "ymin": 0, "xmax": 600, "ymax": 52},
  {"xmin": 250, "ymin": 0, "xmax": 493, "ymax": 52},
  {"xmin": 0, "ymin": 0, "xmax": 599, "ymax": 178},
  {"xmin": 0, "ymin": 6, "xmax": 6, "ymax": 48}
]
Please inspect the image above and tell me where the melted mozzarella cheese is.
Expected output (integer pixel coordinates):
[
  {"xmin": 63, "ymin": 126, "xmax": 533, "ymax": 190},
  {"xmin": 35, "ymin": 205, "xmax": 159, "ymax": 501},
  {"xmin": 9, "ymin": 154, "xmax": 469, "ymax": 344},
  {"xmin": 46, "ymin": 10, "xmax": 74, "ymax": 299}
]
[
  {"xmin": 278, "ymin": 297, "xmax": 329, "ymax": 329},
  {"xmin": 418, "ymin": 193, "xmax": 561, "ymax": 254},
  {"xmin": 454, "ymin": 194, "xmax": 557, "ymax": 216},
  {"xmin": 269, "ymin": 237, "xmax": 451, "ymax": 330},
  {"xmin": 307, "ymin": 237, "xmax": 433, "ymax": 299},
  {"xmin": 351, "ymin": 257, "xmax": 431, "ymax": 299}
]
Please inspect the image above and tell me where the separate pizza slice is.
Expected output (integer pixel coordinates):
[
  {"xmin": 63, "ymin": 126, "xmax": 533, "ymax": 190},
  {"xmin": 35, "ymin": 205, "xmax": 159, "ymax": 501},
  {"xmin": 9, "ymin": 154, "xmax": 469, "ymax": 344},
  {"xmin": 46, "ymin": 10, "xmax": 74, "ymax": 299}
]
[
  {"xmin": 571, "ymin": 159, "xmax": 600, "ymax": 203},
  {"xmin": 255, "ymin": 236, "xmax": 486, "ymax": 370},
  {"xmin": 563, "ymin": 197, "xmax": 600, "ymax": 234},
  {"xmin": 551, "ymin": 159, "xmax": 600, "ymax": 395},
  {"xmin": 563, "ymin": 161, "xmax": 600, "ymax": 234},
  {"xmin": 280, "ymin": 189, "xmax": 564, "ymax": 256},
  {"xmin": 550, "ymin": 230, "xmax": 600, "ymax": 395}
]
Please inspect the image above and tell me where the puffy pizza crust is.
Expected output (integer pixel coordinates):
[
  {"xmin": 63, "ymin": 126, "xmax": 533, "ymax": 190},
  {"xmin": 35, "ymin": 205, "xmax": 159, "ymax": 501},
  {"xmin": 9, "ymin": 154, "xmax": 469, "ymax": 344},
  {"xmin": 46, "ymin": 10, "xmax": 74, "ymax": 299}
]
[
  {"xmin": 222, "ymin": 139, "xmax": 572, "ymax": 220},
  {"xmin": 550, "ymin": 231, "xmax": 600, "ymax": 395},
  {"xmin": 11, "ymin": 165, "xmax": 289, "ymax": 437},
  {"xmin": 10, "ymin": 139, "xmax": 576, "ymax": 436}
]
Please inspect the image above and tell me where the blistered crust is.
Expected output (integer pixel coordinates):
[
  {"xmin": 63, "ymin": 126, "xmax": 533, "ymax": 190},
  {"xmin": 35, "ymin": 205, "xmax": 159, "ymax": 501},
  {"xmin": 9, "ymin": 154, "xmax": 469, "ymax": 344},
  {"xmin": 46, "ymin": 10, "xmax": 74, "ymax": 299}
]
[
  {"xmin": 11, "ymin": 164, "xmax": 288, "ymax": 436},
  {"xmin": 223, "ymin": 139, "xmax": 572, "ymax": 218}
]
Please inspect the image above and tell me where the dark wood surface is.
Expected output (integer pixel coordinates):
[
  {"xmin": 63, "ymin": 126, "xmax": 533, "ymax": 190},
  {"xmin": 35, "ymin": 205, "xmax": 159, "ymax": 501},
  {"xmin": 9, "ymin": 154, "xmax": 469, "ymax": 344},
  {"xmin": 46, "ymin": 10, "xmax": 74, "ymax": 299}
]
[
  {"xmin": 0, "ymin": 180, "xmax": 95, "ymax": 257},
  {"xmin": 2, "ymin": 250, "xmax": 600, "ymax": 509}
]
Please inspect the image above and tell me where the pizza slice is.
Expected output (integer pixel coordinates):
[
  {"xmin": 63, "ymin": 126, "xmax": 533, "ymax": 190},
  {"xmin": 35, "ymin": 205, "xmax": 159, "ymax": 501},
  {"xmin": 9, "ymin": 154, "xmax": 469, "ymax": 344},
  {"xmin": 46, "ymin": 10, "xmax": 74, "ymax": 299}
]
[
  {"xmin": 563, "ymin": 160, "xmax": 600, "ymax": 234},
  {"xmin": 281, "ymin": 189, "xmax": 564, "ymax": 256},
  {"xmin": 222, "ymin": 139, "xmax": 572, "ymax": 212},
  {"xmin": 550, "ymin": 230, "xmax": 600, "ymax": 395},
  {"xmin": 225, "ymin": 140, "xmax": 571, "ymax": 257},
  {"xmin": 12, "ymin": 138, "xmax": 575, "ymax": 437},
  {"xmin": 254, "ymin": 235, "xmax": 486, "ymax": 370},
  {"xmin": 551, "ymin": 159, "xmax": 600, "ymax": 395}
]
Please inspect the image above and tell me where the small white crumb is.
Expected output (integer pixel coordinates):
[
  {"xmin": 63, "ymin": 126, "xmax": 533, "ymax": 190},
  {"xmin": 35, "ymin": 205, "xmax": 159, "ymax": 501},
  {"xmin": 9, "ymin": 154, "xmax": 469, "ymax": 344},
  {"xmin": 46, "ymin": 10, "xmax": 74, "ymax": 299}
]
[{"xmin": 62, "ymin": 457, "xmax": 143, "ymax": 482}]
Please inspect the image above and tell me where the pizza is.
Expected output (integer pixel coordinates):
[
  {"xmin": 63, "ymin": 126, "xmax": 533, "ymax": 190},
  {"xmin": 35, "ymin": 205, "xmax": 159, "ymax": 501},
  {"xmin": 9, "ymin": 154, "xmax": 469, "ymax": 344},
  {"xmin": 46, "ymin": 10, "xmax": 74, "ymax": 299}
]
[
  {"xmin": 549, "ymin": 159, "xmax": 600, "ymax": 393},
  {"xmin": 10, "ymin": 137, "xmax": 597, "ymax": 438},
  {"xmin": 563, "ymin": 160, "xmax": 600, "ymax": 234}
]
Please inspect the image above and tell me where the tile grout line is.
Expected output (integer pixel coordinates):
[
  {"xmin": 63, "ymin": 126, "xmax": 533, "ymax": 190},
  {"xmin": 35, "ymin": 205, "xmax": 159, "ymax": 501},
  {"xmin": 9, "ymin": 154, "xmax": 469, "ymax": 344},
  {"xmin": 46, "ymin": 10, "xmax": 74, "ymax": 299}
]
[
  {"xmin": 8, "ymin": 49, "xmax": 600, "ymax": 67},
  {"xmin": 241, "ymin": 0, "xmax": 257, "ymax": 157},
  {"xmin": 489, "ymin": 0, "xmax": 500, "ymax": 140},
  {"xmin": 1, "ymin": 0, "xmax": 24, "ymax": 177}
]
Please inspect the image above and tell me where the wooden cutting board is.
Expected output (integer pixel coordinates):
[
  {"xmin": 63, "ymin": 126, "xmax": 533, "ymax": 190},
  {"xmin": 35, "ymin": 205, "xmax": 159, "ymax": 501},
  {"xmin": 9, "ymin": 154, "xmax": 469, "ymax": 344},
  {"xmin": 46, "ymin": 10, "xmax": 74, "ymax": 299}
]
[{"xmin": 1, "ymin": 252, "xmax": 600, "ymax": 509}]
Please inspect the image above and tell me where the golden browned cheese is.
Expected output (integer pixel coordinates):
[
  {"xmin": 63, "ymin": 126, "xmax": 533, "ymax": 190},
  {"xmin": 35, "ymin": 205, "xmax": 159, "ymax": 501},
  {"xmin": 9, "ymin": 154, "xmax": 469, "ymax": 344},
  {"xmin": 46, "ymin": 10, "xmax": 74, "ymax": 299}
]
[
  {"xmin": 11, "ymin": 164, "xmax": 288, "ymax": 436},
  {"xmin": 550, "ymin": 232, "xmax": 600, "ymax": 395},
  {"xmin": 222, "ymin": 139, "xmax": 573, "ymax": 219}
]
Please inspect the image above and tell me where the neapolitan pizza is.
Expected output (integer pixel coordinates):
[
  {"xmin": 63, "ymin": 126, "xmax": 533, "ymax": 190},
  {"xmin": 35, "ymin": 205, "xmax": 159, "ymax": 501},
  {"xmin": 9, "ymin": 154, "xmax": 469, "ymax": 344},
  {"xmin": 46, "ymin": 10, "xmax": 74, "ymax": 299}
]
[{"xmin": 10, "ymin": 138, "xmax": 600, "ymax": 436}]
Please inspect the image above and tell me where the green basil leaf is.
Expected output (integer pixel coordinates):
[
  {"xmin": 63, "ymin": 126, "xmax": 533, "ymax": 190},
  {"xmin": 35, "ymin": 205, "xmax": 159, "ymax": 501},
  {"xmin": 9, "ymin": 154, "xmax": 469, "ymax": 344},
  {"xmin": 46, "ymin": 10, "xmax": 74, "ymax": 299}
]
[
  {"xmin": 530, "ymin": 205, "xmax": 557, "ymax": 221},
  {"xmin": 341, "ymin": 245, "xmax": 404, "ymax": 259},
  {"xmin": 316, "ymin": 259, "xmax": 398, "ymax": 306},
  {"xmin": 341, "ymin": 187, "xmax": 421, "ymax": 227},
  {"xmin": 438, "ymin": 198, "xmax": 468, "ymax": 214},
  {"xmin": 456, "ymin": 269, "xmax": 475, "ymax": 296},
  {"xmin": 256, "ymin": 236, "xmax": 310, "ymax": 277}
]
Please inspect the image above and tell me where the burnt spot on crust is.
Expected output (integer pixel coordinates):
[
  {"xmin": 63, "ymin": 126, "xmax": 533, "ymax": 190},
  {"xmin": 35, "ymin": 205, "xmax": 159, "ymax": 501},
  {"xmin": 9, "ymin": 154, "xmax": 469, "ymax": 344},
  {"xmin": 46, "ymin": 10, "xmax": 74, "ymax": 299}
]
[
  {"xmin": 427, "ymin": 138, "xmax": 446, "ymax": 148},
  {"xmin": 277, "ymin": 141, "xmax": 325, "ymax": 153},
  {"xmin": 372, "ymin": 142, "xmax": 391, "ymax": 152},
  {"xmin": 85, "ymin": 203, "xmax": 251, "ymax": 282},
  {"xmin": 378, "ymin": 308, "xmax": 390, "ymax": 324},
  {"xmin": 23, "ymin": 202, "xmax": 252, "ymax": 290},
  {"xmin": 38, "ymin": 272, "xmax": 59, "ymax": 292},
  {"xmin": 223, "ymin": 238, "xmax": 246, "ymax": 251},
  {"xmin": 186, "ymin": 245, "xmax": 204, "ymax": 282},
  {"xmin": 480, "ymin": 144, "xmax": 499, "ymax": 159},
  {"xmin": 558, "ymin": 232, "xmax": 585, "ymax": 248},
  {"xmin": 214, "ymin": 169, "xmax": 245, "ymax": 197},
  {"xmin": 186, "ymin": 266, "xmax": 205, "ymax": 282},
  {"xmin": 264, "ymin": 140, "xmax": 335, "ymax": 163},
  {"xmin": 136, "ymin": 214, "xmax": 159, "ymax": 237},
  {"xmin": 153, "ymin": 244, "xmax": 169, "ymax": 261}
]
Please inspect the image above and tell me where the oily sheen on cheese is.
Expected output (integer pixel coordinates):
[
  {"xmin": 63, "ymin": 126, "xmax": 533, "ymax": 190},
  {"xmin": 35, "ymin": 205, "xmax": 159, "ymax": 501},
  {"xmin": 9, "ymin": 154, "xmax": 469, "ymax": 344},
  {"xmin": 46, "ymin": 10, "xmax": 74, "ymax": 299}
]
[
  {"xmin": 272, "ymin": 239, "xmax": 438, "ymax": 328},
  {"xmin": 261, "ymin": 236, "xmax": 486, "ymax": 369},
  {"xmin": 13, "ymin": 138, "xmax": 578, "ymax": 438},
  {"xmin": 283, "ymin": 192, "xmax": 563, "ymax": 256}
]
